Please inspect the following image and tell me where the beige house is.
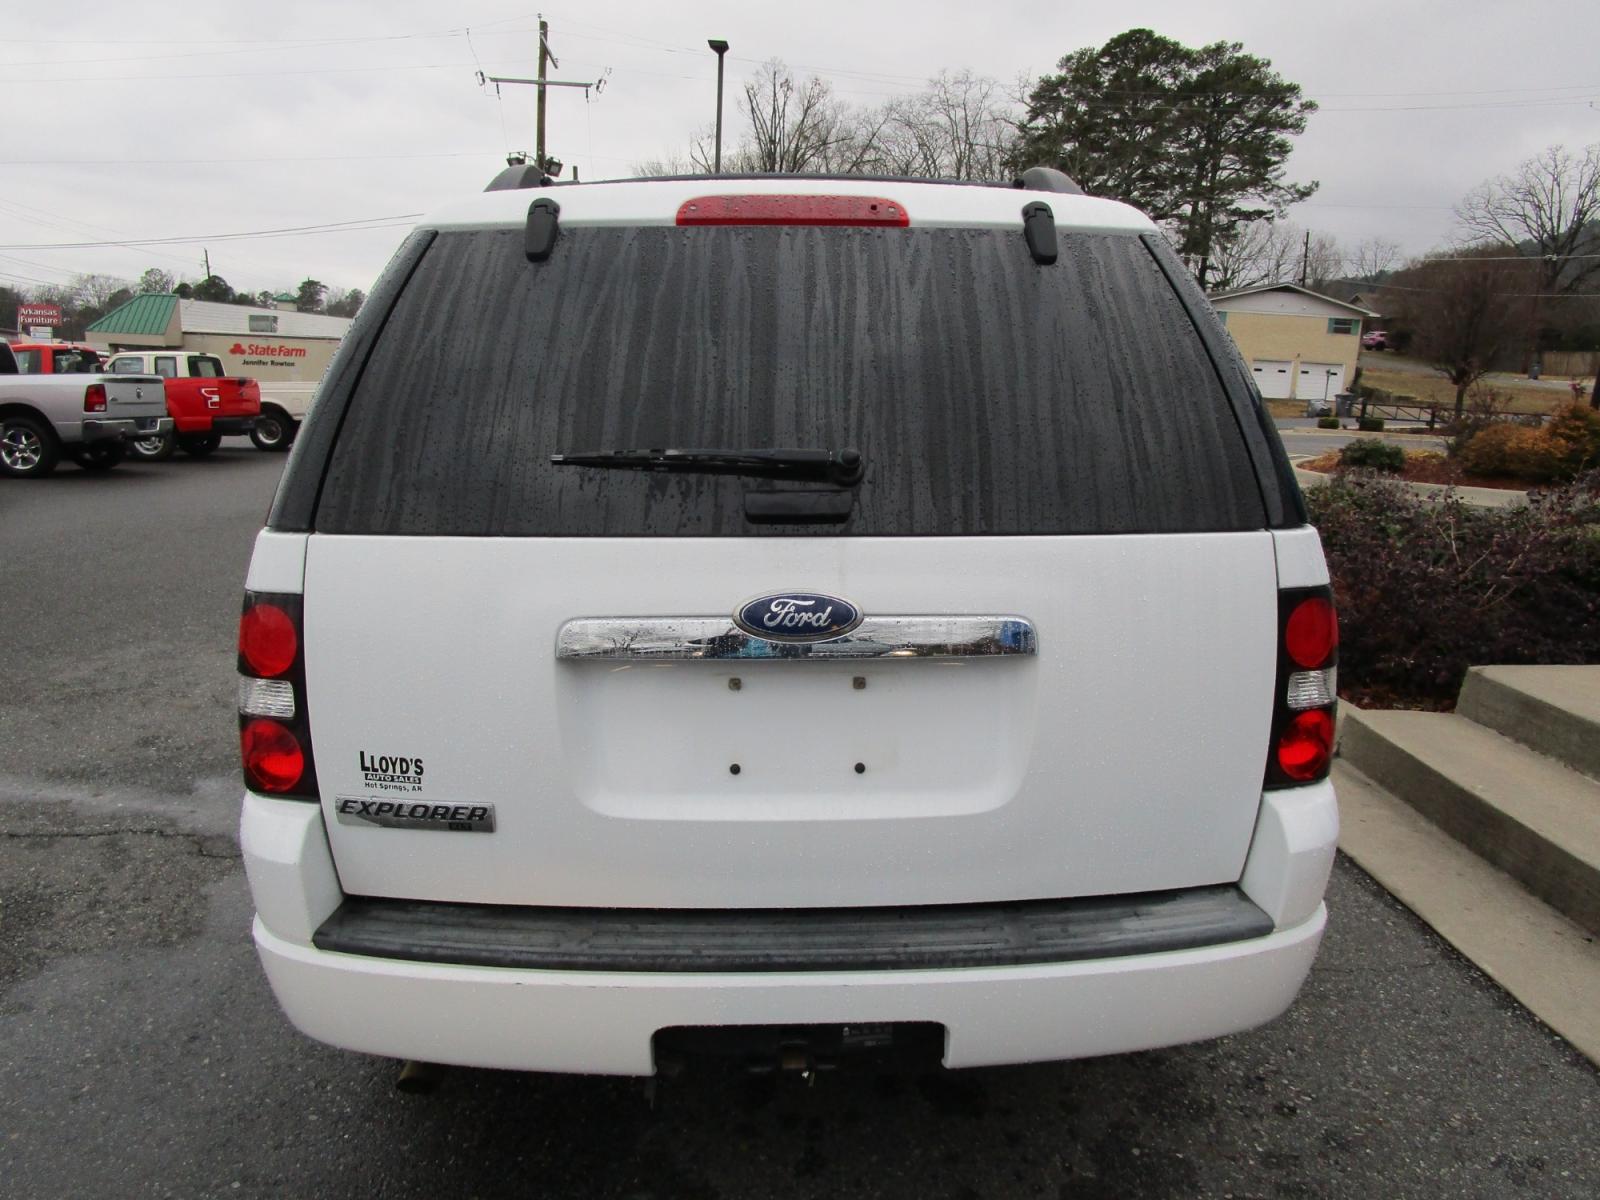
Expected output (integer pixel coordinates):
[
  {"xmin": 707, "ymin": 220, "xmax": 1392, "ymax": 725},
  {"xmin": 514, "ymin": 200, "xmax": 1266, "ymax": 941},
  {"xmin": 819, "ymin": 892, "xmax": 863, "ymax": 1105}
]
[{"xmin": 1208, "ymin": 284, "xmax": 1374, "ymax": 402}]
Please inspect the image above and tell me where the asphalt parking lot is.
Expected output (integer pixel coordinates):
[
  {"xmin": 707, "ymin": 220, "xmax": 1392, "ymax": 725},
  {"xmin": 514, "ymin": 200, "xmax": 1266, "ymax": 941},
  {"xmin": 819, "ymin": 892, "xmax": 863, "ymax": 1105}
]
[{"xmin": 2, "ymin": 442, "xmax": 1597, "ymax": 1199}]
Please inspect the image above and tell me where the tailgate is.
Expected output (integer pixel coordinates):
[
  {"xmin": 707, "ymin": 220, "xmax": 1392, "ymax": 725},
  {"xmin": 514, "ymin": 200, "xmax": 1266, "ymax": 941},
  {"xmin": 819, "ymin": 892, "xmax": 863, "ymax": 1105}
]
[
  {"xmin": 202, "ymin": 378, "xmax": 259, "ymax": 417},
  {"xmin": 305, "ymin": 532, "xmax": 1278, "ymax": 909},
  {"xmin": 103, "ymin": 376, "xmax": 167, "ymax": 421}
]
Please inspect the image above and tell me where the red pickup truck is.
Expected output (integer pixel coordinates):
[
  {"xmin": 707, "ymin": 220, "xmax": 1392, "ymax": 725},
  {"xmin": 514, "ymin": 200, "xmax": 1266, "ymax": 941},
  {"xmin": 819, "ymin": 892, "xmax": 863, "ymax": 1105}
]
[
  {"xmin": 8, "ymin": 340, "xmax": 107, "ymax": 375},
  {"xmin": 103, "ymin": 350, "xmax": 260, "ymax": 459}
]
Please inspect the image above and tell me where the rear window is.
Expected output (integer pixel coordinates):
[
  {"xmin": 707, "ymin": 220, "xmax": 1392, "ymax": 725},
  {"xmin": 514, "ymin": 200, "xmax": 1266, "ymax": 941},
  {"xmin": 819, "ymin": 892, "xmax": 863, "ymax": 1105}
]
[
  {"xmin": 189, "ymin": 356, "xmax": 224, "ymax": 377},
  {"xmin": 314, "ymin": 226, "xmax": 1266, "ymax": 537},
  {"xmin": 54, "ymin": 350, "xmax": 99, "ymax": 373}
]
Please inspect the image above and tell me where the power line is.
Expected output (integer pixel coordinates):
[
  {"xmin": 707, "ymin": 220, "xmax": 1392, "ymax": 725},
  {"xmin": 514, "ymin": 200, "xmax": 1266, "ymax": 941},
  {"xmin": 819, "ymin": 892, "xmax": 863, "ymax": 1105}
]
[
  {"xmin": 0, "ymin": 214, "xmax": 422, "ymax": 251},
  {"xmin": 1, "ymin": 8, "xmax": 538, "ymax": 45},
  {"xmin": 2, "ymin": 151, "xmax": 504, "ymax": 166},
  {"xmin": 1364, "ymin": 280, "xmax": 1600, "ymax": 298},
  {"xmin": 0, "ymin": 32, "xmax": 465, "ymax": 69},
  {"xmin": 0, "ymin": 251, "xmax": 82, "ymax": 279},
  {"xmin": 1421, "ymin": 251, "xmax": 1600, "ymax": 263},
  {"xmin": 0, "ymin": 58, "xmax": 510, "ymax": 84},
  {"xmin": 0, "ymin": 197, "xmax": 199, "ymax": 270}
]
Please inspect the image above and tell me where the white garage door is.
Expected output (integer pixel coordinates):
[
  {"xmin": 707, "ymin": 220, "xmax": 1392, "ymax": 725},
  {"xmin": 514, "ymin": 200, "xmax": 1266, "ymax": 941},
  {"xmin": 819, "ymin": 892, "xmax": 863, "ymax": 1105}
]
[
  {"xmin": 1251, "ymin": 360, "xmax": 1294, "ymax": 399},
  {"xmin": 1298, "ymin": 362, "xmax": 1345, "ymax": 401}
]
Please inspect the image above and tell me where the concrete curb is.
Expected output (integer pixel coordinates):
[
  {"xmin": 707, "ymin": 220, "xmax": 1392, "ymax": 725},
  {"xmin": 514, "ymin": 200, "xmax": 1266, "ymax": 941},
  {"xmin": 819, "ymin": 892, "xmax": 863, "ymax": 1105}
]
[{"xmin": 1294, "ymin": 467, "xmax": 1528, "ymax": 508}]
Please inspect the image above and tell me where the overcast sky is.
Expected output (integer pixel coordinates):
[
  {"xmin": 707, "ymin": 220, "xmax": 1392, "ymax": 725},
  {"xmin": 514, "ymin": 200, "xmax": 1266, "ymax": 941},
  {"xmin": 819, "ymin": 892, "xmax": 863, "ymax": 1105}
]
[{"xmin": 3, "ymin": 0, "xmax": 1597, "ymax": 299}]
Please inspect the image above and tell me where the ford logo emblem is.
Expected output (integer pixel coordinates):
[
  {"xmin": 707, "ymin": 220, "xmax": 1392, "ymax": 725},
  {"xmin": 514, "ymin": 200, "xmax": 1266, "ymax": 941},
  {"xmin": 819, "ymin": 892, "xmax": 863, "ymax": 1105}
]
[{"xmin": 734, "ymin": 591, "xmax": 863, "ymax": 643}]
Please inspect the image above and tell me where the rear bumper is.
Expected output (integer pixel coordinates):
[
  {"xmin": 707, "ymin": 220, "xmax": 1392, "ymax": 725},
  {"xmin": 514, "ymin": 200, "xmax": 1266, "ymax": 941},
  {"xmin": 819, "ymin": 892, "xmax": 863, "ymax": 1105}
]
[
  {"xmin": 172, "ymin": 415, "xmax": 256, "ymax": 435},
  {"xmin": 82, "ymin": 416, "xmax": 172, "ymax": 442},
  {"xmin": 243, "ymin": 780, "xmax": 1337, "ymax": 1075},
  {"xmin": 255, "ymin": 906, "xmax": 1323, "ymax": 1074}
]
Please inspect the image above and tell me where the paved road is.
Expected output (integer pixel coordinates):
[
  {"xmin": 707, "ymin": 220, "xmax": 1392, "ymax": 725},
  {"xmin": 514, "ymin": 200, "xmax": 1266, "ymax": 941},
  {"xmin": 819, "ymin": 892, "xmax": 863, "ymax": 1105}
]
[
  {"xmin": 1274, "ymin": 420, "xmax": 1448, "ymax": 459},
  {"xmin": 2, "ymin": 445, "xmax": 1596, "ymax": 1199}
]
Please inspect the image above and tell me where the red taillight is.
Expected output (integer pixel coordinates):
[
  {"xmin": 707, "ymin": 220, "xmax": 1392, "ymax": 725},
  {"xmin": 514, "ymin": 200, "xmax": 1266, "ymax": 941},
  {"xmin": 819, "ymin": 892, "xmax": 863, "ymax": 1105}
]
[
  {"xmin": 84, "ymin": 383, "xmax": 107, "ymax": 413},
  {"xmin": 1276, "ymin": 710, "xmax": 1334, "ymax": 782},
  {"xmin": 1266, "ymin": 586, "xmax": 1339, "ymax": 789},
  {"xmin": 676, "ymin": 194, "xmax": 909, "ymax": 227},
  {"xmin": 240, "ymin": 718, "xmax": 306, "ymax": 793},
  {"xmin": 239, "ymin": 603, "xmax": 298, "ymax": 677},
  {"xmin": 238, "ymin": 591, "xmax": 317, "ymax": 799},
  {"xmin": 1285, "ymin": 596, "xmax": 1338, "ymax": 669}
]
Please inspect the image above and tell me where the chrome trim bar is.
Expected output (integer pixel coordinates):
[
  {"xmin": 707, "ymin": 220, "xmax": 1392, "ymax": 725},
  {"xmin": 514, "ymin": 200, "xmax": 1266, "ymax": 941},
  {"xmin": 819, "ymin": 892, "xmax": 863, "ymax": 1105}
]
[{"xmin": 556, "ymin": 616, "xmax": 1037, "ymax": 661}]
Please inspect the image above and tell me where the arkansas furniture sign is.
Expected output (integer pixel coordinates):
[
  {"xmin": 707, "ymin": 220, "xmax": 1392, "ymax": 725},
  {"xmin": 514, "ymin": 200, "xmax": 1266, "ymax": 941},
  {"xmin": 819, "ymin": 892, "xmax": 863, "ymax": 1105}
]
[{"xmin": 17, "ymin": 302, "xmax": 62, "ymax": 330}]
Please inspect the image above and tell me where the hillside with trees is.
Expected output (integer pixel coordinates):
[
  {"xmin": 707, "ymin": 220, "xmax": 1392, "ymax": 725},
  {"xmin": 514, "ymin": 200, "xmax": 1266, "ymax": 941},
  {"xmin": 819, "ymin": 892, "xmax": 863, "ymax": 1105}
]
[{"xmin": 7, "ymin": 267, "xmax": 368, "ymax": 338}]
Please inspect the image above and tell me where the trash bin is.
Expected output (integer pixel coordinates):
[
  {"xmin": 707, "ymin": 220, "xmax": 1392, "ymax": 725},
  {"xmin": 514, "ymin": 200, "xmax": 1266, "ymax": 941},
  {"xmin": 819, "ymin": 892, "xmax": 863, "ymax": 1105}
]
[{"xmin": 1335, "ymin": 392, "xmax": 1356, "ymax": 417}]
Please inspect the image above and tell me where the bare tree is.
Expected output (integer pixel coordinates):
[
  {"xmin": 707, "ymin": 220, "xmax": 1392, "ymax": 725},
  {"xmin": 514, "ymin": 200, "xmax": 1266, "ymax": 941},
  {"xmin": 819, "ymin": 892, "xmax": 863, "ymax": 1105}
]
[
  {"xmin": 739, "ymin": 60, "xmax": 859, "ymax": 174},
  {"xmin": 1350, "ymin": 236, "xmax": 1401, "ymax": 280},
  {"xmin": 1303, "ymin": 232, "xmax": 1345, "ymax": 289},
  {"xmin": 1209, "ymin": 219, "xmax": 1290, "ymax": 290},
  {"xmin": 876, "ymin": 71, "xmax": 1017, "ymax": 181},
  {"xmin": 643, "ymin": 64, "xmax": 1020, "ymax": 183},
  {"xmin": 1391, "ymin": 249, "xmax": 1536, "ymax": 420},
  {"xmin": 74, "ymin": 273, "xmax": 134, "ymax": 310},
  {"xmin": 1457, "ymin": 143, "xmax": 1600, "ymax": 365},
  {"xmin": 1208, "ymin": 221, "xmax": 1342, "ymax": 292},
  {"xmin": 631, "ymin": 153, "xmax": 705, "ymax": 177}
]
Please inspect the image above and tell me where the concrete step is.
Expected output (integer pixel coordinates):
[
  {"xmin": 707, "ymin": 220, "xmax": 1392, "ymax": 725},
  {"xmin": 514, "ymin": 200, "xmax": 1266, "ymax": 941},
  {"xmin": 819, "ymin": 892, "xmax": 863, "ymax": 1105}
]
[
  {"xmin": 1457, "ymin": 665, "xmax": 1600, "ymax": 782},
  {"xmin": 1339, "ymin": 706, "xmax": 1600, "ymax": 935}
]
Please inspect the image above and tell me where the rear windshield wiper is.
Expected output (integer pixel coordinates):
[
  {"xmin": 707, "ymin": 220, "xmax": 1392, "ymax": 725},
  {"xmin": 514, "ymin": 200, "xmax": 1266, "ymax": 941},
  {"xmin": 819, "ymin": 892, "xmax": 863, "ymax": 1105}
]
[{"xmin": 550, "ymin": 447, "xmax": 865, "ymax": 486}]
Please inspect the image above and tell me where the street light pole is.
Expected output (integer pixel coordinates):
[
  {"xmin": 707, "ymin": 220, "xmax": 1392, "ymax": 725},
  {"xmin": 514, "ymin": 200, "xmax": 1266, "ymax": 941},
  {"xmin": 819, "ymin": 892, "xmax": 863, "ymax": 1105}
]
[{"xmin": 708, "ymin": 39, "xmax": 729, "ymax": 174}]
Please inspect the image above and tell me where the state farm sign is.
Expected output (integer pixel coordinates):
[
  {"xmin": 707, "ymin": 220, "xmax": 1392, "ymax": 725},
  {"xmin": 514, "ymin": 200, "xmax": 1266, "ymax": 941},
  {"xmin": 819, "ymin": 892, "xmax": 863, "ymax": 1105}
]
[
  {"xmin": 18, "ymin": 303, "xmax": 62, "ymax": 328},
  {"xmin": 228, "ymin": 341, "xmax": 307, "ymax": 359}
]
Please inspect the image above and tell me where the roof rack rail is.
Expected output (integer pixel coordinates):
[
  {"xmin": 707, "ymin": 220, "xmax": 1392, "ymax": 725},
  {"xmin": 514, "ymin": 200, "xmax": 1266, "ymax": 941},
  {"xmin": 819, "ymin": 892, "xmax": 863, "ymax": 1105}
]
[{"xmin": 1013, "ymin": 166, "xmax": 1084, "ymax": 195}]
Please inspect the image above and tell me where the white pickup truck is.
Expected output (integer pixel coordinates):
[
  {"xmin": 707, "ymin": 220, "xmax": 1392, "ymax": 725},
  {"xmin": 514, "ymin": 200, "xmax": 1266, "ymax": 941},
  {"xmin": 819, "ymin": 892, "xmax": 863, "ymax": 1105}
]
[
  {"xmin": 0, "ymin": 342, "xmax": 173, "ymax": 477},
  {"xmin": 251, "ymin": 382, "xmax": 316, "ymax": 451}
]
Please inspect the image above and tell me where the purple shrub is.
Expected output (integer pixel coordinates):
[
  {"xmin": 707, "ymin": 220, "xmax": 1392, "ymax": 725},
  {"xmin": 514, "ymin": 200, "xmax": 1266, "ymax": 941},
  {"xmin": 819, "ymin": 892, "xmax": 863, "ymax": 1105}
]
[{"xmin": 1306, "ymin": 472, "xmax": 1600, "ymax": 707}]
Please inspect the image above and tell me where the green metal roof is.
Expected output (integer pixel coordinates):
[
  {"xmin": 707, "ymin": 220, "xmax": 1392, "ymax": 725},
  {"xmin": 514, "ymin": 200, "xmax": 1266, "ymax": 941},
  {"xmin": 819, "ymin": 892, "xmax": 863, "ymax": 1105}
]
[
  {"xmin": 272, "ymin": 292, "xmax": 296, "ymax": 302},
  {"xmin": 87, "ymin": 293, "xmax": 178, "ymax": 336}
]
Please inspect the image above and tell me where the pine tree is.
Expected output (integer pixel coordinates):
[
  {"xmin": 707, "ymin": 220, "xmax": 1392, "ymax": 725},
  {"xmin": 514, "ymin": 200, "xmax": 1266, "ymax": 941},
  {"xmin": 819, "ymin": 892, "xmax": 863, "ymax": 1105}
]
[{"xmin": 1012, "ymin": 30, "xmax": 1317, "ymax": 289}]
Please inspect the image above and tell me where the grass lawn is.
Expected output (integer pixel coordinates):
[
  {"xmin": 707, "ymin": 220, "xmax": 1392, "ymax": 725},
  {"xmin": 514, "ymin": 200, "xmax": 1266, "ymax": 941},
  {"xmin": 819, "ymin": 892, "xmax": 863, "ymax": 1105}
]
[{"xmin": 1359, "ymin": 364, "xmax": 1579, "ymax": 415}]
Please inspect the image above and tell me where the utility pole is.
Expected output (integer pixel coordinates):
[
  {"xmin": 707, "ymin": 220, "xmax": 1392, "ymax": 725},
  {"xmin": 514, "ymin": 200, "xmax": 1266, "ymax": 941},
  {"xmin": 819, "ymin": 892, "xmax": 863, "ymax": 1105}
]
[
  {"xmin": 202, "ymin": 248, "xmax": 211, "ymax": 281},
  {"xmin": 536, "ymin": 17, "xmax": 553, "ymax": 174},
  {"xmin": 1299, "ymin": 230, "xmax": 1310, "ymax": 287},
  {"xmin": 477, "ymin": 19, "xmax": 603, "ymax": 179}
]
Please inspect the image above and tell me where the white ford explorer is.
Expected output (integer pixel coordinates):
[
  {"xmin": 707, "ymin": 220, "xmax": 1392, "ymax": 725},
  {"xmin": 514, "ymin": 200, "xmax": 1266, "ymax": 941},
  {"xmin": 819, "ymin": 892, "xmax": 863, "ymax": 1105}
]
[{"xmin": 238, "ymin": 169, "xmax": 1339, "ymax": 1076}]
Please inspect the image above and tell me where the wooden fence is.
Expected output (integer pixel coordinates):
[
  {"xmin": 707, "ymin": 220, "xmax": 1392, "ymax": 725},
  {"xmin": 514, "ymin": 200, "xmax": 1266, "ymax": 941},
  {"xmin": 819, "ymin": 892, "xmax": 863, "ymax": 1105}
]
[{"xmin": 1541, "ymin": 351, "xmax": 1599, "ymax": 378}]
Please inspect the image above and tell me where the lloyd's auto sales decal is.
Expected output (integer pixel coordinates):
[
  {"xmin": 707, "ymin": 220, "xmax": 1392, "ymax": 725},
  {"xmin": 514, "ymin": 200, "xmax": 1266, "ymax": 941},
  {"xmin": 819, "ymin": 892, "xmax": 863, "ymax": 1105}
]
[
  {"xmin": 338, "ymin": 750, "xmax": 495, "ymax": 832},
  {"xmin": 359, "ymin": 749, "xmax": 425, "ymax": 792}
]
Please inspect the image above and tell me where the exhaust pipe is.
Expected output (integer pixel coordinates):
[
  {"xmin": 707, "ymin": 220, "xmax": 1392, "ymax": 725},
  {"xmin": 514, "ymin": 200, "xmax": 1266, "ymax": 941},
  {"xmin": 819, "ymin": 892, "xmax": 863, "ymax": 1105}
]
[{"xmin": 396, "ymin": 1060, "xmax": 445, "ymax": 1095}]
